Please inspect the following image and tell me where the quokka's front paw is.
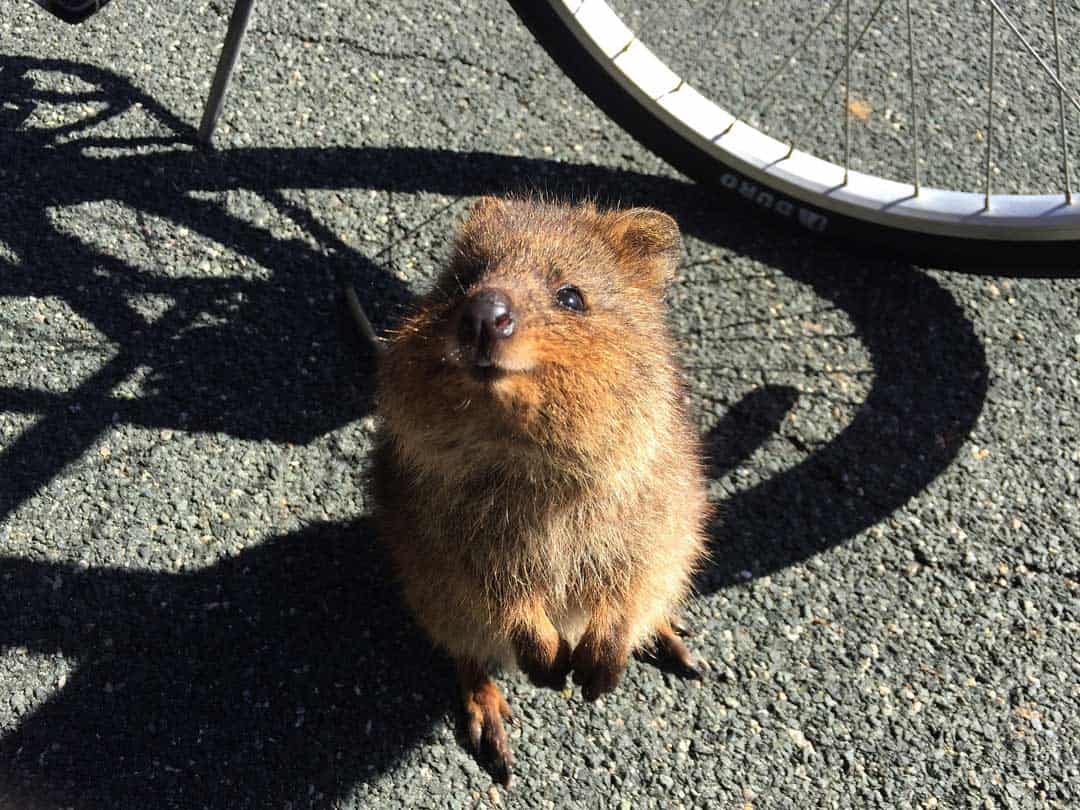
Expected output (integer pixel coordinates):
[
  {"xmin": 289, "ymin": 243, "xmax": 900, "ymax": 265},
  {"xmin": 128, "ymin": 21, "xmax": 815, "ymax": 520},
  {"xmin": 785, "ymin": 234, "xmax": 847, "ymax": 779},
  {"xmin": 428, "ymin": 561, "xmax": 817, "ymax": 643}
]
[
  {"xmin": 571, "ymin": 634, "xmax": 628, "ymax": 701},
  {"xmin": 516, "ymin": 636, "xmax": 572, "ymax": 691}
]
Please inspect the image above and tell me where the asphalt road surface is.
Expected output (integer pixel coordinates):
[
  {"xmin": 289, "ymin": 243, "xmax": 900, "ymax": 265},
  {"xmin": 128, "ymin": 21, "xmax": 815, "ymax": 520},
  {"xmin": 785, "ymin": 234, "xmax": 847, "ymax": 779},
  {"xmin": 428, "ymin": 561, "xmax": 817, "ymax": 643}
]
[{"xmin": 2, "ymin": 1, "xmax": 1078, "ymax": 808}]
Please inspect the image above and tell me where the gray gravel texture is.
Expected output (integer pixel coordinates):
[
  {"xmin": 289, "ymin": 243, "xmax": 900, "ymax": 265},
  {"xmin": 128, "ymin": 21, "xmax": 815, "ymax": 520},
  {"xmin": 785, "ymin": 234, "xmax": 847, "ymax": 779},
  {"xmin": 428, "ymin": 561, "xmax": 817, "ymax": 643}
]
[{"xmin": 1, "ymin": 1, "xmax": 1079, "ymax": 808}]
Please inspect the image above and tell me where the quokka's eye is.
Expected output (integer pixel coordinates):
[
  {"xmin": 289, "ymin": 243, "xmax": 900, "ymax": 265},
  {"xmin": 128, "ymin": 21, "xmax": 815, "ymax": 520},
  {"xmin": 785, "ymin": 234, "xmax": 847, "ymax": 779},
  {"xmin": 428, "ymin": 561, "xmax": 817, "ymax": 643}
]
[{"xmin": 555, "ymin": 285, "xmax": 586, "ymax": 312}]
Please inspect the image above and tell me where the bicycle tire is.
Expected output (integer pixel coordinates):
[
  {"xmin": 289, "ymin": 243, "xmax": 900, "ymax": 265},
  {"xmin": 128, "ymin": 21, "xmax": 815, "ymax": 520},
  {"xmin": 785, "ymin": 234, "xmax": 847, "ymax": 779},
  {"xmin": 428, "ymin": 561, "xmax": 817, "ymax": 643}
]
[{"xmin": 508, "ymin": 0, "xmax": 1080, "ymax": 273}]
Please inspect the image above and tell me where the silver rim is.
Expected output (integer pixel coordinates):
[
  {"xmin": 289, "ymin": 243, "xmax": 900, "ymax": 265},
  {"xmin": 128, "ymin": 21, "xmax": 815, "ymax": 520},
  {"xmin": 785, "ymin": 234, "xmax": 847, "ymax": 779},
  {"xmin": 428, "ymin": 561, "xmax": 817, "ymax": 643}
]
[{"xmin": 554, "ymin": 0, "xmax": 1080, "ymax": 242}]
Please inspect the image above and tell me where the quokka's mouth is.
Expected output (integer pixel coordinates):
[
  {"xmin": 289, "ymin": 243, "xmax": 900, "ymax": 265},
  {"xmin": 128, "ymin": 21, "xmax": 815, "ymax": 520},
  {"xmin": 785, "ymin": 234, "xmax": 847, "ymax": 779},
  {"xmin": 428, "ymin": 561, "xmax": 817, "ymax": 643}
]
[{"xmin": 440, "ymin": 333, "xmax": 534, "ymax": 382}]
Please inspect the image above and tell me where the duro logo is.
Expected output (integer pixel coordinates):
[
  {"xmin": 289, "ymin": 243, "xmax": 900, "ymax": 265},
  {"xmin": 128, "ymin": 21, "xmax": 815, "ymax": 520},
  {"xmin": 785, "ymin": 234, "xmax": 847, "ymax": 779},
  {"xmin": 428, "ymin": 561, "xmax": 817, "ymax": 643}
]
[{"xmin": 719, "ymin": 172, "xmax": 829, "ymax": 233}]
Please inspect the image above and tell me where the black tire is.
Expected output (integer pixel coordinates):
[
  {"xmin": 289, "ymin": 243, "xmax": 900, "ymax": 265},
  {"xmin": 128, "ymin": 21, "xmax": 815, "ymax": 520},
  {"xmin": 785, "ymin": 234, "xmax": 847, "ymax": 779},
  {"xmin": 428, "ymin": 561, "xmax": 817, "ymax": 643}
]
[{"xmin": 507, "ymin": 0, "xmax": 1080, "ymax": 275}]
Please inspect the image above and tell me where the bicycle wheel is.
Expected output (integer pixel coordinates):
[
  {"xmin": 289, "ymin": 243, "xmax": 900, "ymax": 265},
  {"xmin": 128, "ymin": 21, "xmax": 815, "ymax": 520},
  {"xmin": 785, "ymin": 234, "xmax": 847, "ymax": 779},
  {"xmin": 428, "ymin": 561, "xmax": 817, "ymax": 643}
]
[{"xmin": 509, "ymin": 0, "xmax": 1080, "ymax": 271}]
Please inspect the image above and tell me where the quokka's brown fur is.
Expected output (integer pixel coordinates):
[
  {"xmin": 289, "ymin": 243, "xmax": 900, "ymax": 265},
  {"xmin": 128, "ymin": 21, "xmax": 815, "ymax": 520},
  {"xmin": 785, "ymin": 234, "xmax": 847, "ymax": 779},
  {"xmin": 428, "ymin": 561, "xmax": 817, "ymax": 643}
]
[{"xmin": 372, "ymin": 196, "xmax": 710, "ymax": 783}]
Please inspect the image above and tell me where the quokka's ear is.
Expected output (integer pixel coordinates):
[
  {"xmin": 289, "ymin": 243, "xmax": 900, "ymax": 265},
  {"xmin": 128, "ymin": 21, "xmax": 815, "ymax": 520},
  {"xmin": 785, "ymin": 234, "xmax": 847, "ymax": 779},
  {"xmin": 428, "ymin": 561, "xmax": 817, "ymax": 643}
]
[
  {"xmin": 465, "ymin": 195, "xmax": 510, "ymax": 223},
  {"xmin": 454, "ymin": 196, "xmax": 511, "ymax": 262},
  {"xmin": 600, "ymin": 208, "xmax": 682, "ymax": 296}
]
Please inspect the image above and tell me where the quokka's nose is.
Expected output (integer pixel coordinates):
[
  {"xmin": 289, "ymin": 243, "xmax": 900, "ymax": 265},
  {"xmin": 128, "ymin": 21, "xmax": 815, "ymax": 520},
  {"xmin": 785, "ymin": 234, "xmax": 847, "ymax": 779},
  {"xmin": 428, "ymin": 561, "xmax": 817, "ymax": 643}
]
[{"xmin": 458, "ymin": 289, "xmax": 515, "ymax": 365}]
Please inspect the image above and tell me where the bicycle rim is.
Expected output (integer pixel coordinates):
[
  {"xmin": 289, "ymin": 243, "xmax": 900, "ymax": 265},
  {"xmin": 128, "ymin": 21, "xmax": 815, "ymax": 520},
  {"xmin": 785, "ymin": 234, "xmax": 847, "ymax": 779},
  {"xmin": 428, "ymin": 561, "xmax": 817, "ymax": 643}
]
[{"xmin": 509, "ymin": 0, "xmax": 1080, "ymax": 272}]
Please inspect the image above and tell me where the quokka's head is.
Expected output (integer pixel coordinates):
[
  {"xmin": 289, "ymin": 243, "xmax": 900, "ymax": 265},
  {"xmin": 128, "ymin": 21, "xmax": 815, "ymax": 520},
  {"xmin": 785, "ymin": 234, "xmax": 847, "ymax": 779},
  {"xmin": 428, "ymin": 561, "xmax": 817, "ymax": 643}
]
[{"xmin": 379, "ymin": 197, "xmax": 684, "ymax": 463}]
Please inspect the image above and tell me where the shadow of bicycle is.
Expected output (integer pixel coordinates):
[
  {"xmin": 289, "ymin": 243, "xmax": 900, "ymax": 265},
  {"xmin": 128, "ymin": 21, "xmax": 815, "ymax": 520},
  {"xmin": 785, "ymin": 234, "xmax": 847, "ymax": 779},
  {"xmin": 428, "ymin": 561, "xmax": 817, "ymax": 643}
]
[{"xmin": 0, "ymin": 56, "xmax": 988, "ymax": 807}]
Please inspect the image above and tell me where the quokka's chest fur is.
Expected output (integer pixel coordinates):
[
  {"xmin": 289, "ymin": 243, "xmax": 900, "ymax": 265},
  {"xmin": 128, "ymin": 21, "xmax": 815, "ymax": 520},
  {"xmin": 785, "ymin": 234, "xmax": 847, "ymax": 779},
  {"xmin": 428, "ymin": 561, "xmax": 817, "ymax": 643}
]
[{"xmin": 385, "ymin": 459, "xmax": 652, "ymax": 597}]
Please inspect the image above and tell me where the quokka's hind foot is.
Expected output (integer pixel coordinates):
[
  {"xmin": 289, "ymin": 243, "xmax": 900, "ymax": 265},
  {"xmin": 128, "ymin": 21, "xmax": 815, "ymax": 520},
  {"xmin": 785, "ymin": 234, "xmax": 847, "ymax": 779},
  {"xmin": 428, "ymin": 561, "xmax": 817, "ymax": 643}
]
[
  {"xmin": 457, "ymin": 659, "xmax": 514, "ymax": 787},
  {"xmin": 638, "ymin": 620, "xmax": 703, "ymax": 680}
]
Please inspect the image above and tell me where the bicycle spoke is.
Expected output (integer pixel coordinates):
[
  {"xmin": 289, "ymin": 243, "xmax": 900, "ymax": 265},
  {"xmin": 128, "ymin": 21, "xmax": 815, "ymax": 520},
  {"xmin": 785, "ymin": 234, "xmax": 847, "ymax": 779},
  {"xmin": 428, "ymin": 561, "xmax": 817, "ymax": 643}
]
[
  {"xmin": 722, "ymin": 0, "xmax": 844, "ymax": 135},
  {"xmin": 905, "ymin": 0, "xmax": 920, "ymax": 195},
  {"xmin": 783, "ymin": 0, "xmax": 889, "ymax": 161},
  {"xmin": 843, "ymin": 0, "xmax": 852, "ymax": 186},
  {"xmin": 1051, "ymin": 0, "xmax": 1073, "ymax": 204},
  {"xmin": 985, "ymin": 6, "xmax": 995, "ymax": 211},
  {"xmin": 985, "ymin": 0, "xmax": 1080, "ymax": 116}
]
